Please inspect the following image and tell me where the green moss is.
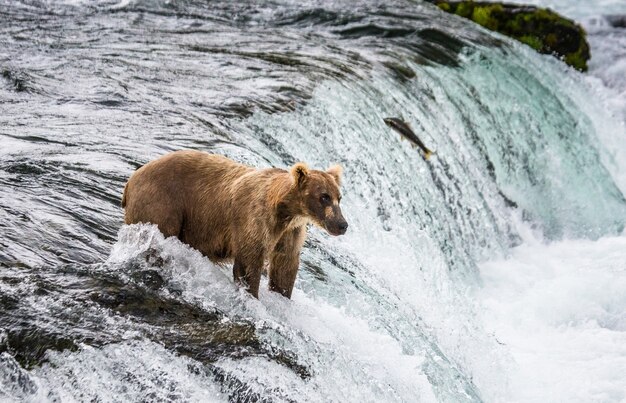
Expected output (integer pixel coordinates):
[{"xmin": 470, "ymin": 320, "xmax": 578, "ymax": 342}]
[
  {"xmin": 518, "ymin": 35, "xmax": 543, "ymax": 51},
  {"xmin": 472, "ymin": 7, "xmax": 491, "ymax": 28},
  {"xmin": 564, "ymin": 46, "xmax": 589, "ymax": 71},
  {"xmin": 470, "ymin": 4, "xmax": 504, "ymax": 31},
  {"xmin": 455, "ymin": 1, "xmax": 474, "ymax": 18},
  {"xmin": 432, "ymin": 0, "xmax": 590, "ymax": 71},
  {"xmin": 544, "ymin": 33, "xmax": 558, "ymax": 48},
  {"xmin": 437, "ymin": 2, "xmax": 451, "ymax": 12},
  {"xmin": 510, "ymin": 14, "xmax": 530, "ymax": 31}
]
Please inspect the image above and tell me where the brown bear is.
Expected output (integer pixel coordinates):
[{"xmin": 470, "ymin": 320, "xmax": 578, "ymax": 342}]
[{"xmin": 121, "ymin": 150, "xmax": 347, "ymax": 299}]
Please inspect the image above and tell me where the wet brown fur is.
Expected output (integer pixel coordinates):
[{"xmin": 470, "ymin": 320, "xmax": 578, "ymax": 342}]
[{"xmin": 122, "ymin": 150, "xmax": 346, "ymax": 299}]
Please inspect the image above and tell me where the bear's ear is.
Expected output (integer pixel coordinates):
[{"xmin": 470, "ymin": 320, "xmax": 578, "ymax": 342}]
[
  {"xmin": 327, "ymin": 165, "xmax": 343, "ymax": 186},
  {"xmin": 290, "ymin": 162, "xmax": 309, "ymax": 188}
]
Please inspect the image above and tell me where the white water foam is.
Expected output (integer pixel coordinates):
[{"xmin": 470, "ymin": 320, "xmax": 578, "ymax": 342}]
[
  {"xmin": 1, "ymin": 340, "xmax": 226, "ymax": 403},
  {"xmin": 465, "ymin": 5, "xmax": 626, "ymax": 400},
  {"xmin": 478, "ymin": 226, "xmax": 626, "ymax": 402},
  {"xmin": 2, "ymin": 1, "xmax": 625, "ymax": 402},
  {"xmin": 107, "ymin": 224, "xmax": 439, "ymax": 402}
]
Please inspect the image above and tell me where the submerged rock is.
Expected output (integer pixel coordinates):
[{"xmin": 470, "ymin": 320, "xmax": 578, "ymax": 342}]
[
  {"xmin": 429, "ymin": 1, "xmax": 590, "ymax": 71},
  {"xmin": 605, "ymin": 15, "xmax": 626, "ymax": 29}
]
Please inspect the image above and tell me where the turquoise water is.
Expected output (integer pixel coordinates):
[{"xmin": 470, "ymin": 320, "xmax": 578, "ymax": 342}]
[{"xmin": 1, "ymin": 0, "xmax": 625, "ymax": 401}]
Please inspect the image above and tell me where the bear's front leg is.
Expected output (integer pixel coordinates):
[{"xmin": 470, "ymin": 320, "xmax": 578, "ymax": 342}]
[
  {"xmin": 269, "ymin": 227, "xmax": 306, "ymax": 299},
  {"xmin": 233, "ymin": 248, "xmax": 264, "ymax": 298},
  {"xmin": 232, "ymin": 260, "xmax": 244, "ymax": 284}
]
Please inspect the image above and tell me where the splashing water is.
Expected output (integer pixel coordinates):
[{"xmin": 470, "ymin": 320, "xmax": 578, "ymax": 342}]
[{"xmin": 1, "ymin": 0, "xmax": 625, "ymax": 401}]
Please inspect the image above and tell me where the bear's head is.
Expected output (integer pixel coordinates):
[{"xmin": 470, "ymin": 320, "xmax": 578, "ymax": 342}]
[{"xmin": 290, "ymin": 162, "xmax": 348, "ymax": 236}]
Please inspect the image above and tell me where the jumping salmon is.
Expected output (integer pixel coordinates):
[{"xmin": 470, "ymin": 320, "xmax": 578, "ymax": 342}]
[{"xmin": 383, "ymin": 117, "xmax": 433, "ymax": 160}]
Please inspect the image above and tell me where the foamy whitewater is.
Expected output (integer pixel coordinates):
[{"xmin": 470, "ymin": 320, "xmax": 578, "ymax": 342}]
[
  {"xmin": 0, "ymin": 0, "xmax": 625, "ymax": 402},
  {"xmin": 479, "ymin": 225, "xmax": 626, "ymax": 402},
  {"xmin": 475, "ymin": 1, "xmax": 626, "ymax": 401}
]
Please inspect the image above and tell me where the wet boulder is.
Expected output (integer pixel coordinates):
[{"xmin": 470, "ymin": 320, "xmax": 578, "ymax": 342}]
[
  {"xmin": 429, "ymin": 1, "xmax": 590, "ymax": 71},
  {"xmin": 605, "ymin": 15, "xmax": 626, "ymax": 28}
]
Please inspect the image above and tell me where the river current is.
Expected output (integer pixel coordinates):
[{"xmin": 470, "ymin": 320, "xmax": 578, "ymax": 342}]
[{"xmin": 1, "ymin": 0, "xmax": 625, "ymax": 402}]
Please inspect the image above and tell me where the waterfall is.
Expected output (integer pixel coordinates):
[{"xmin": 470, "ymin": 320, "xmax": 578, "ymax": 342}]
[{"xmin": 1, "ymin": 0, "xmax": 625, "ymax": 401}]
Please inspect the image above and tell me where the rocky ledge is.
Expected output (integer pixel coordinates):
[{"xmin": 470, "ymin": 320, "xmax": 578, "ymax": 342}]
[{"xmin": 429, "ymin": 1, "xmax": 590, "ymax": 71}]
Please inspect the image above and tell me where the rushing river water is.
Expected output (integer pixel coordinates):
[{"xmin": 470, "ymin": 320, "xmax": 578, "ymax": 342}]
[{"xmin": 1, "ymin": 0, "xmax": 625, "ymax": 402}]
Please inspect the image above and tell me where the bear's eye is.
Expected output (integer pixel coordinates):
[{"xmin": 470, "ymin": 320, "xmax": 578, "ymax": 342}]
[{"xmin": 320, "ymin": 193, "xmax": 331, "ymax": 204}]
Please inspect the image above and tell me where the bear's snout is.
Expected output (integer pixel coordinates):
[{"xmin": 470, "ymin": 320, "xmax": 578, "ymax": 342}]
[{"xmin": 327, "ymin": 218, "xmax": 348, "ymax": 236}]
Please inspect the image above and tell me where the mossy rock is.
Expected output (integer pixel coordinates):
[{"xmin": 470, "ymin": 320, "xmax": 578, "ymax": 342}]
[{"xmin": 429, "ymin": 1, "xmax": 590, "ymax": 71}]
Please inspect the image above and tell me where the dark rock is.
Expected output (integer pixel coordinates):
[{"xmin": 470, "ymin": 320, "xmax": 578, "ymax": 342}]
[
  {"xmin": 1, "ymin": 69, "xmax": 28, "ymax": 92},
  {"xmin": 383, "ymin": 61, "xmax": 417, "ymax": 80},
  {"xmin": 429, "ymin": 1, "xmax": 590, "ymax": 71},
  {"xmin": 605, "ymin": 15, "xmax": 626, "ymax": 29},
  {"xmin": 0, "ymin": 326, "xmax": 80, "ymax": 370}
]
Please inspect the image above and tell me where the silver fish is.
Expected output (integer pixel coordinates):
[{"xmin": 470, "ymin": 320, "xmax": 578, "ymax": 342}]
[{"xmin": 384, "ymin": 117, "xmax": 433, "ymax": 160}]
